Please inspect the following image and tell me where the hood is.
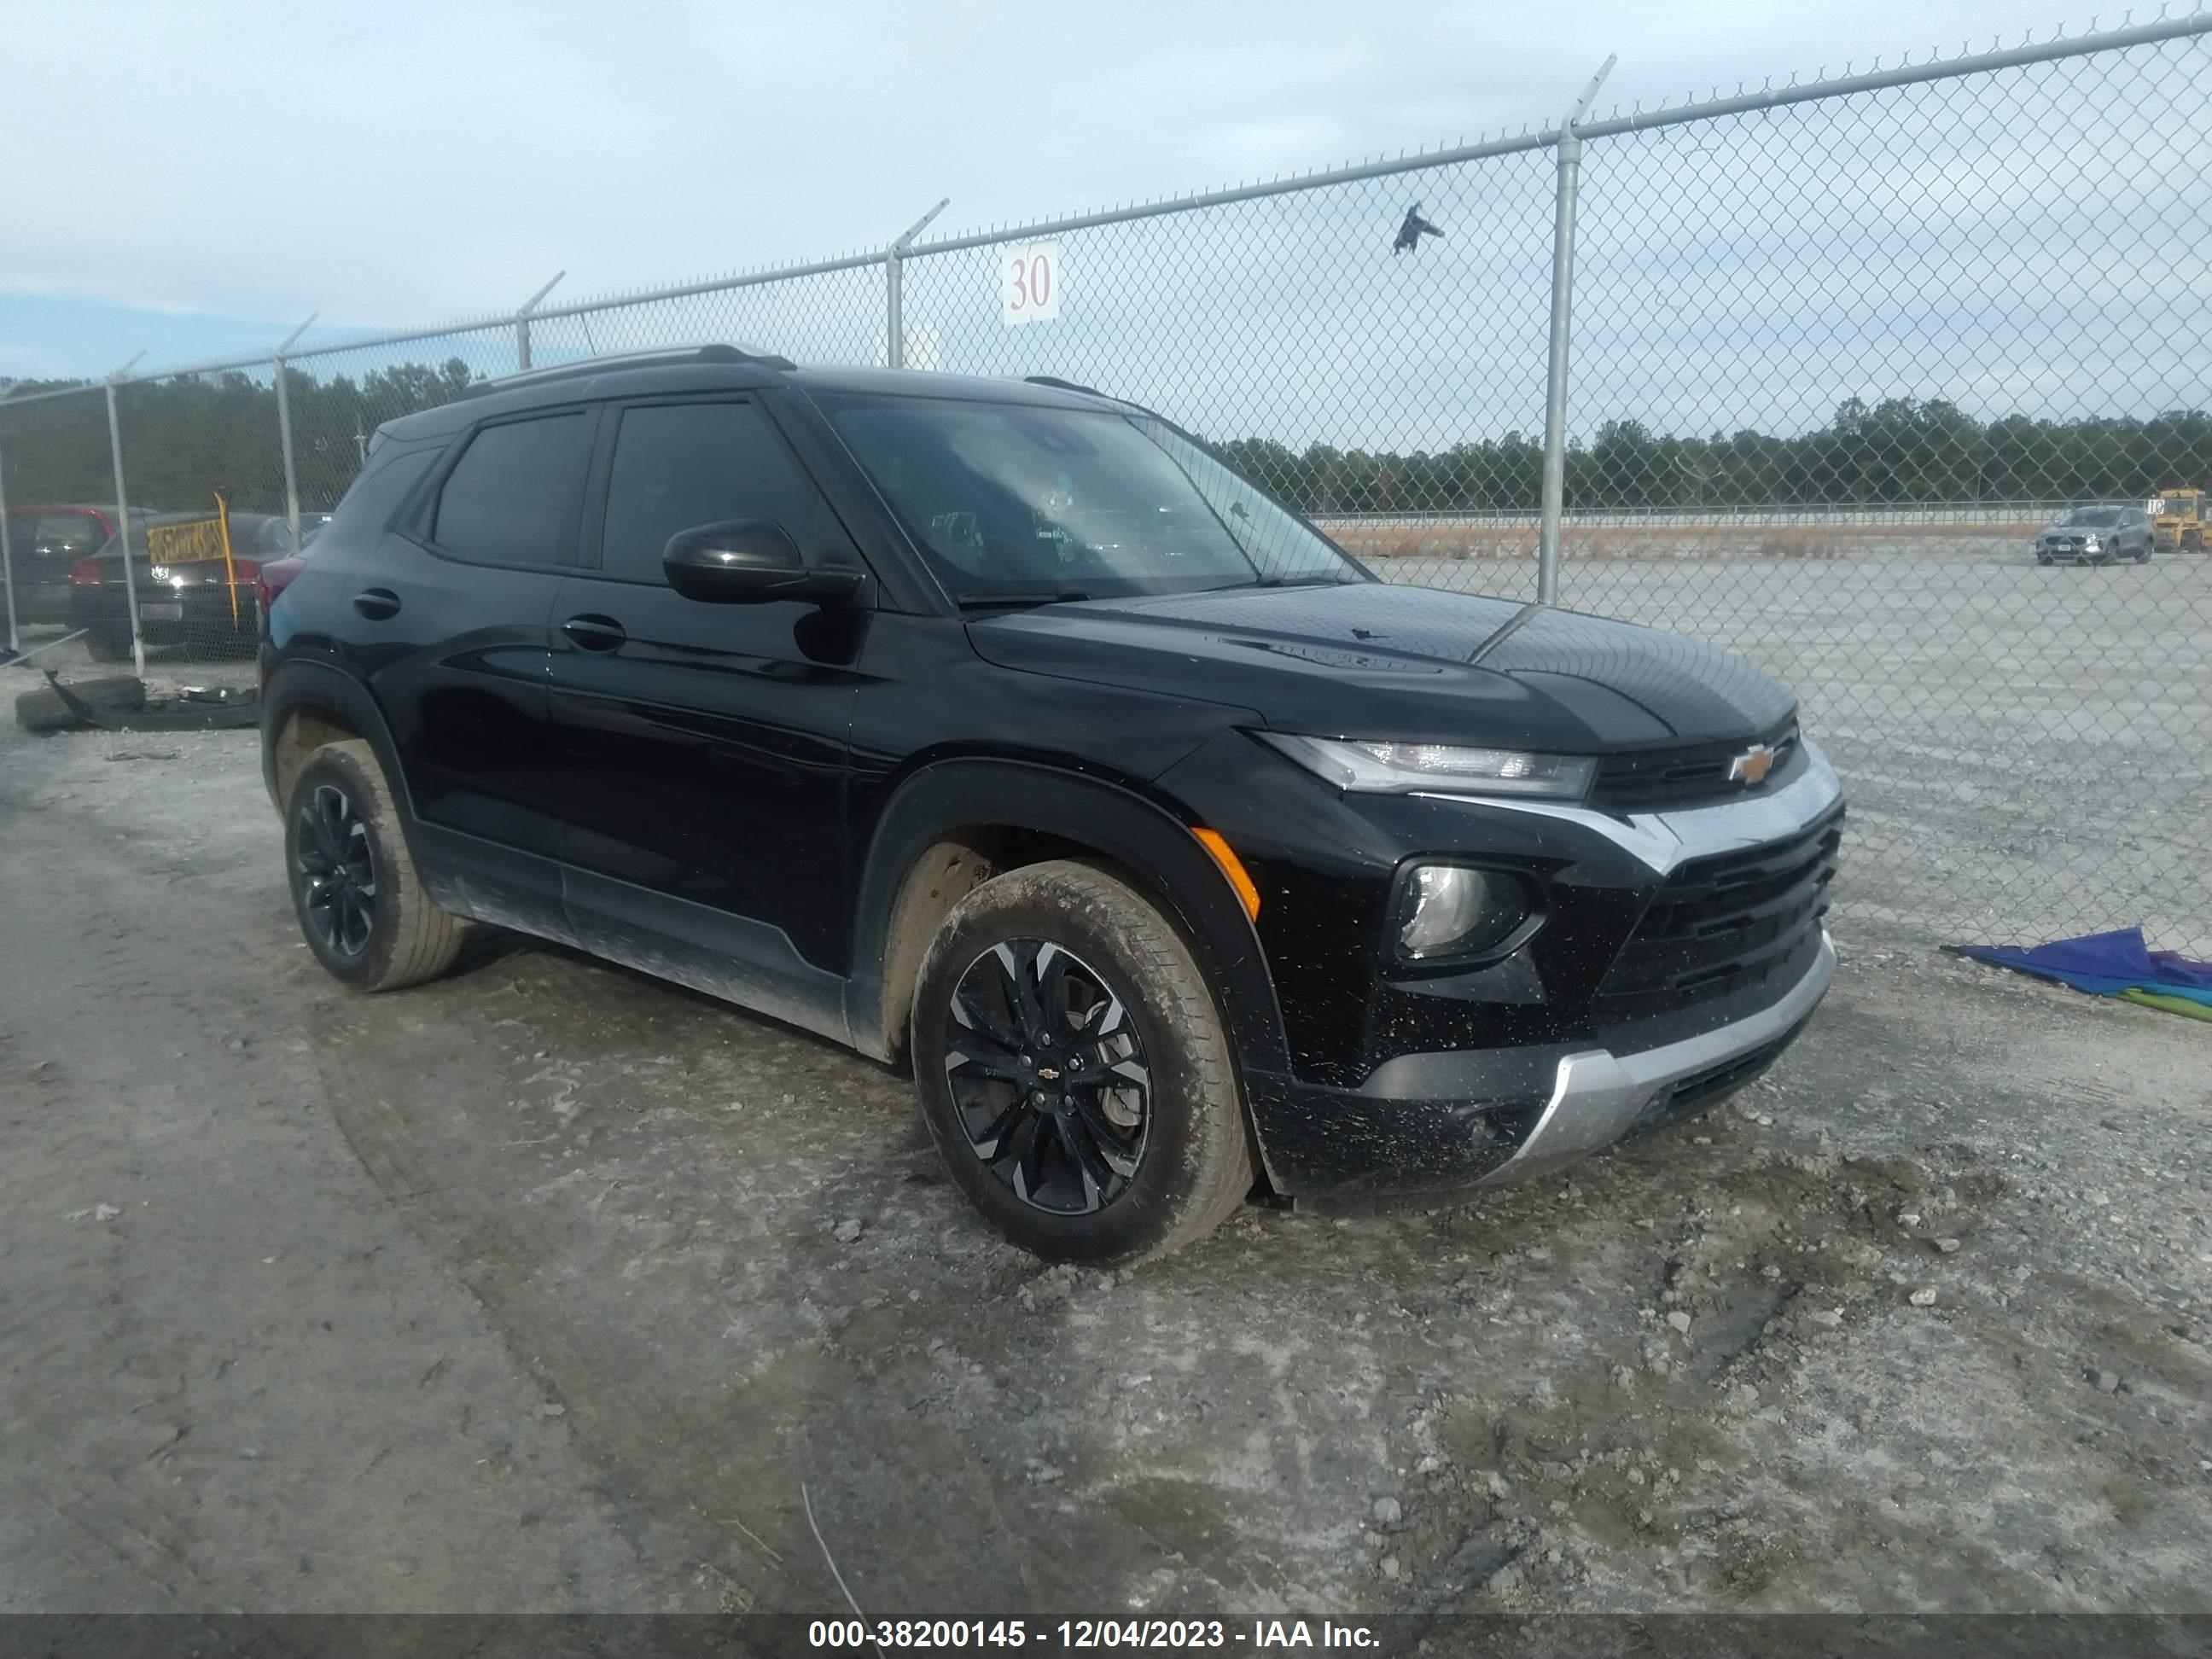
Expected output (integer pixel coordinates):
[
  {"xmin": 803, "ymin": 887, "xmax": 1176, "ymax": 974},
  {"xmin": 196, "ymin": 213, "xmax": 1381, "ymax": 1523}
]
[{"xmin": 966, "ymin": 581, "xmax": 1796, "ymax": 752}]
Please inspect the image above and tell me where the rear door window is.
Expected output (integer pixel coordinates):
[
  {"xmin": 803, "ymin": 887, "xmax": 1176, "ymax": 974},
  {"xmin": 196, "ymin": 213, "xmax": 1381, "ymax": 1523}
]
[{"xmin": 431, "ymin": 411, "xmax": 592, "ymax": 567}]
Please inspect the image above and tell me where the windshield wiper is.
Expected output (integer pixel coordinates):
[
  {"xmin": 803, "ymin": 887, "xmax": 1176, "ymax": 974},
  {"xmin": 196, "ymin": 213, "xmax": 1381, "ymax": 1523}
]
[
  {"xmin": 956, "ymin": 590, "xmax": 1092, "ymax": 609},
  {"xmin": 1241, "ymin": 574, "xmax": 1354, "ymax": 590}
]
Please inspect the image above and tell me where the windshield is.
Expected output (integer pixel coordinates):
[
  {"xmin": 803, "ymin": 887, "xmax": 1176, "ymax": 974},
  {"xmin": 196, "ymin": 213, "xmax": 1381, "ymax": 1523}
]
[
  {"xmin": 2059, "ymin": 508, "xmax": 2122, "ymax": 527},
  {"xmin": 818, "ymin": 393, "xmax": 1363, "ymax": 600}
]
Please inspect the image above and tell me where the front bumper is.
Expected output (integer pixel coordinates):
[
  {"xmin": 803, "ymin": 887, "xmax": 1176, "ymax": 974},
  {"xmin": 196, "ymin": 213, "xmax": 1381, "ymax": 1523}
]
[
  {"xmin": 1477, "ymin": 928, "xmax": 1835, "ymax": 1187},
  {"xmin": 1251, "ymin": 931, "xmax": 1836, "ymax": 1212}
]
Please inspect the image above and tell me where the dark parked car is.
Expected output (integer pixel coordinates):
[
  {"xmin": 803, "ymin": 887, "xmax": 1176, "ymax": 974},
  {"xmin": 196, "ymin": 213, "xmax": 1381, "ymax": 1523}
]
[
  {"xmin": 73, "ymin": 510, "xmax": 328, "ymax": 658},
  {"xmin": 2034, "ymin": 504, "xmax": 2153, "ymax": 564},
  {"xmin": 260, "ymin": 346, "xmax": 1842, "ymax": 1262},
  {"xmin": 3, "ymin": 504, "xmax": 157, "ymax": 628}
]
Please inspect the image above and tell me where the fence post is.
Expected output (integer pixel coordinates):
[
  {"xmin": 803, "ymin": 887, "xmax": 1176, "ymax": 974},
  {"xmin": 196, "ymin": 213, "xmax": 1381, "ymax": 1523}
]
[
  {"xmin": 515, "ymin": 271, "xmax": 565, "ymax": 372},
  {"xmin": 1536, "ymin": 56, "xmax": 1615, "ymax": 606},
  {"xmin": 886, "ymin": 199, "xmax": 951, "ymax": 370},
  {"xmin": 103, "ymin": 358, "xmax": 147, "ymax": 680},
  {"xmin": 272, "ymin": 313, "xmax": 317, "ymax": 544},
  {"xmin": 0, "ymin": 429, "xmax": 17, "ymax": 655},
  {"xmin": 885, "ymin": 251, "xmax": 903, "ymax": 370}
]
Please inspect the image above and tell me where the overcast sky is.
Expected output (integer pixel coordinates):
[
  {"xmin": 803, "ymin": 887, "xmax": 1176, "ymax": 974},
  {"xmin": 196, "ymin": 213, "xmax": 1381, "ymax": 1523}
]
[{"xmin": 0, "ymin": 0, "xmax": 2100, "ymax": 381}]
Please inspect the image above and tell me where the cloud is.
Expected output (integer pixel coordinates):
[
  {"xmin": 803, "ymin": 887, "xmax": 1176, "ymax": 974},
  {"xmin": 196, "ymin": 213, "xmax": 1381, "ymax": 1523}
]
[{"xmin": 2, "ymin": 0, "xmax": 2068, "ymax": 337}]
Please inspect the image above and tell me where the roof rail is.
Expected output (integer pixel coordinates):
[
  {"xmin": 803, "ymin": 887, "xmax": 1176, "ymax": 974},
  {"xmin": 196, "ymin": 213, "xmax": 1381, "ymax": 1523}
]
[
  {"xmin": 1022, "ymin": 375, "xmax": 1106, "ymax": 397},
  {"xmin": 455, "ymin": 343, "xmax": 795, "ymax": 401},
  {"xmin": 1022, "ymin": 375, "xmax": 1171, "ymax": 422}
]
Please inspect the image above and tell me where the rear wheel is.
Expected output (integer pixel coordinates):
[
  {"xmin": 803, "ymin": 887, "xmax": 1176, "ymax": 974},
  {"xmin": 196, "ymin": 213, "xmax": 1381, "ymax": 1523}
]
[
  {"xmin": 285, "ymin": 739, "xmax": 468, "ymax": 992},
  {"xmin": 911, "ymin": 859, "xmax": 1254, "ymax": 1264}
]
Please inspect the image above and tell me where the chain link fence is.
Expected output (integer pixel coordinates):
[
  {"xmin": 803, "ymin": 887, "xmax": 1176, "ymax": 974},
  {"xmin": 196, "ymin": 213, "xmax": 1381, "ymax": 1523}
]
[{"xmin": 3, "ymin": 13, "xmax": 2207, "ymax": 952}]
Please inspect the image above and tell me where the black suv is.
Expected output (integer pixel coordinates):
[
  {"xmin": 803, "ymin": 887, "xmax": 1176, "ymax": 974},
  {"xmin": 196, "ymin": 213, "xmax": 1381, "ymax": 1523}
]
[{"xmin": 261, "ymin": 346, "xmax": 1842, "ymax": 1262}]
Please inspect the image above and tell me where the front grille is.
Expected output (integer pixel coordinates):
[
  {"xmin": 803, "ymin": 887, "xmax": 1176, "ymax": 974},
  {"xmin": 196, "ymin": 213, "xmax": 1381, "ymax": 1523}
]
[
  {"xmin": 1593, "ymin": 806, "xmax": 1842, "ymax": 1023},
  {"xmin": 1590, "ymin": 722, "xmax": 1799, "ymax": 811}
]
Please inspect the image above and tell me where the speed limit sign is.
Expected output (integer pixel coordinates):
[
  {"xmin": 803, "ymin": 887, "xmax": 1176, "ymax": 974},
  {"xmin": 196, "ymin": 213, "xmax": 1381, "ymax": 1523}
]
[{"xmin": 999, "ymin": 239, "xmax": 1062, "ymax": 326}]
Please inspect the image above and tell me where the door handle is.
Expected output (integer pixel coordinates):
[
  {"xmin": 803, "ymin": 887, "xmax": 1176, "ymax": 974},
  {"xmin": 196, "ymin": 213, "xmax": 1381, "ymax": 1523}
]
[
  {"xmin": 562, "ymin": 614, "xmax": 627, "ymax": 652},
  {"xmin": 352, "ymin": 588, "xmax": 400, "ymax": 620}
]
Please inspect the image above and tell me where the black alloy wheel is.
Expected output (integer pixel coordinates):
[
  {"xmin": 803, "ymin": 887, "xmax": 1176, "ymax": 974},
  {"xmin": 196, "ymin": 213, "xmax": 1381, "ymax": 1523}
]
[
  {"xmin": 942, "ymin": 938, "xmax": 1151, "ymax": 1215},
  {"xmin": 295, "ymin": 783, "xmax": 379, "ymax": 958}
]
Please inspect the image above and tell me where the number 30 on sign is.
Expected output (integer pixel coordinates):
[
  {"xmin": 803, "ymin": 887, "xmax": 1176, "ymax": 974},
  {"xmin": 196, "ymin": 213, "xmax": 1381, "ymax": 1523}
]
[{"xmin": 999, "ymin": 239, "xmax": 1062, "ymax": 326}]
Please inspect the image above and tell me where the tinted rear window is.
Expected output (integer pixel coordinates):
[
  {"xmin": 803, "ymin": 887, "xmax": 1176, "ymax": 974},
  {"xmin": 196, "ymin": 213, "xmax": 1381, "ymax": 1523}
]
[
  {"xmin": 22, "ymin": 511, "xmax": 108, "ymax": 552},
  {"xmin": 432, "ymin": 412, "xmax": 591, "ymax": 566},
  {"xmin": 326, "ymin": 445, "xmax": 437, "ymax": 542}
]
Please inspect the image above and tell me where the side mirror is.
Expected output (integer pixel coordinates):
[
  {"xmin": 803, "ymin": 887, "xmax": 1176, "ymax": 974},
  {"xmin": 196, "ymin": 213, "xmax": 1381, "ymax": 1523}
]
[{"xmin": 662, "ymin": 520, "xmax": 863, "ymax": 606}]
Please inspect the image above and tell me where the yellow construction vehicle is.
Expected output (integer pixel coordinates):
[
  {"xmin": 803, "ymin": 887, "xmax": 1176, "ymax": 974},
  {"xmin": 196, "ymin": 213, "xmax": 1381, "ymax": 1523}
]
[{"xmin": 2152, "ymin": 487, "xmax": 2207, "ymax": 550}]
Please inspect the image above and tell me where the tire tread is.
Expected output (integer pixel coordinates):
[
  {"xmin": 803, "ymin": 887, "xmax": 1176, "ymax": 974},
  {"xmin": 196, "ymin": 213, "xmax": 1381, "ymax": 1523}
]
[
  {"xmin": 291, "ymin": 739, "xmax": 468, "ymax": 992},
  {"xmin": 914, "ymin": 858, "xmax": 1253, "ymax": 1263}
]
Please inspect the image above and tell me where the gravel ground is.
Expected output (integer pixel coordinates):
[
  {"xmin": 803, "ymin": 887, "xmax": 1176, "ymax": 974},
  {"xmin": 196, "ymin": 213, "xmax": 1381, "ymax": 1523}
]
[{"xmin": 3, "ymin": 670, "xmax": 2208, "ymax": 1614}]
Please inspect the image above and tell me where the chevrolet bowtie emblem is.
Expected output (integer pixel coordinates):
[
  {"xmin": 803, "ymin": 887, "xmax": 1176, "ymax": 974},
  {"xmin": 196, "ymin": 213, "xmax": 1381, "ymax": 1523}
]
[
  {"xmin": 1728, "ymin": 744, "xmax": 1778, "ymax": 786},
  {"xmin": 1035, "ymin": 1067, "xmax": 1062, "ymax": 1081}
]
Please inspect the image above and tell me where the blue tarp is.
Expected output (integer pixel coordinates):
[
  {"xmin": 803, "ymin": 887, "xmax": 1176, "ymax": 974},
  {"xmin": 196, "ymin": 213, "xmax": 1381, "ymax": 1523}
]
[{"xmin": 1951, "ymin": 927, "xmax": 2212, "ymax": 1010}]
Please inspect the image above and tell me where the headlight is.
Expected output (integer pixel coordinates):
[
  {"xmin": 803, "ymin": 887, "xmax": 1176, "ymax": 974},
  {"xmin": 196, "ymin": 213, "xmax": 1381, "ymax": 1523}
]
[
  {"xmin": 1258, "ymin": 732, "xmax": 1595, "ymax": 799},
  {"xmin": 150, "ymin": 564, "xmax": 172, "ymax": 580},
  {"xmin": 1394, "ymin": 864, "xmax": 1536, "ymax": 964},
  {"xmin": 2083, "ymin": 536, "xmax": 2102, "ymax": 550}
]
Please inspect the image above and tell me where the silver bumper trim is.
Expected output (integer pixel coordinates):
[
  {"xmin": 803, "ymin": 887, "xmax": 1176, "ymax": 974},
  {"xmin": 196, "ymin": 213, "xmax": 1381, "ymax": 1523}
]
[{"xmin": 1478, "ymin": 930, "xmax": 1837, "ymax": 1187}]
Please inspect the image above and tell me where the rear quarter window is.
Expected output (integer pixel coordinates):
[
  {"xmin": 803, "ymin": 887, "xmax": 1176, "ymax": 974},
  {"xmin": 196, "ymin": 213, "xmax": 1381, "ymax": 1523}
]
[{"xmin": 325, "ymin": 444, "xmax": 441, "ymax": 541}]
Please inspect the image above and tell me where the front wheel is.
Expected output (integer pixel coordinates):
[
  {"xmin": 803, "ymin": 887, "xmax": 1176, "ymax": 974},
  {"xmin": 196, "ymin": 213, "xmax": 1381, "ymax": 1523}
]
[
  {"xmin": 285, "ymin": 739, "xmax": 469, "ymax": 992},
  {"xmin": 911, "ymin": 859, "xmax": 1254, "ymax": 1264}
]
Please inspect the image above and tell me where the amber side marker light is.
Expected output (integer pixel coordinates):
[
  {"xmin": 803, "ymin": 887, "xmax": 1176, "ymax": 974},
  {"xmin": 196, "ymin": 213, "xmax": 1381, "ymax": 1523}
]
[{"xmin": 1190, "ymin": 827, "xmax": 1261, "ymax": 921}]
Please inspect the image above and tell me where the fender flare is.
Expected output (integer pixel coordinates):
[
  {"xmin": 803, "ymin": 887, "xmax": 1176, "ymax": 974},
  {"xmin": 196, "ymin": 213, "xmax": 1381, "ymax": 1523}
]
[
  {"xmin": 259, "ymin": 659, "xmax": 411, "ymax": 821},
  {"xmin": 843, "ymin": 756, "xmax": 1289, "ymax": 1086}
]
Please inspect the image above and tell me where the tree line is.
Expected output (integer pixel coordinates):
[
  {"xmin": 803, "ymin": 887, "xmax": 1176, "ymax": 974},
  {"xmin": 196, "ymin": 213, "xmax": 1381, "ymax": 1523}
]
[
  {"xmin": 1222, "ymin": 399, "xmax": 2212, "ymax": 514},
  {"xmin": 4, "ymin": 364, "xmax": 2208, "ymax": 517},
  {"xmin": 0, "ymin": 361, "xmax": 475, "ymax": 514}
]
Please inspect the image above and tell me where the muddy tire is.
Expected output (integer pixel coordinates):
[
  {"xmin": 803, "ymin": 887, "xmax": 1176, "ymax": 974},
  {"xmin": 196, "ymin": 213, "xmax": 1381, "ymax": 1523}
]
[
  {"xmin": 285, "ymin": 739, "xmax": 468, "ymax": 992},
  {"xmin": 911, "ymin": 859, "xmax": 1254, "ymax": 1264},
  {"xmin": 14, "ymin": 675, "xmax": 146, "ymax": 733}
]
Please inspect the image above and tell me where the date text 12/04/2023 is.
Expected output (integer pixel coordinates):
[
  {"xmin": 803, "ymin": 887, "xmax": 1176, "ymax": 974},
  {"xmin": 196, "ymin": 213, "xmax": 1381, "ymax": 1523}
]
[{"xmin": 806, "ymin": 1620, "xmax": 1382, "ymax": 1649}]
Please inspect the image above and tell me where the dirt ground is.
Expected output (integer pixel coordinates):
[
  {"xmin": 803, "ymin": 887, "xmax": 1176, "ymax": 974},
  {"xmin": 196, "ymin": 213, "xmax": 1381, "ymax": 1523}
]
[{"xmin": 3, "ymin": 670, "xmax": 2209, "ymax": 1617}]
